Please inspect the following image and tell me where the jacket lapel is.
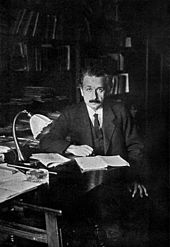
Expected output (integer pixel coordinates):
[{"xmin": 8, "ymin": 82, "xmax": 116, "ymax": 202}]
[
  {"xmin": 79, "ymin": 103, "xmax": 93, "ymax": 147},
  {"xmin": 103, "ymin": 102, "xmax": 117, "ymax": 154}
]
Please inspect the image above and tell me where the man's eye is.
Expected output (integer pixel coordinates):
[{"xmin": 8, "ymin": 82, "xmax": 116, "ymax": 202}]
[
  {"xmin": 86, "ymin": 88, "xmax": 92, "ymax": 92},
  {"xmin": 98, "ymin": 88, "xmax": 104, "ymax": 93}
]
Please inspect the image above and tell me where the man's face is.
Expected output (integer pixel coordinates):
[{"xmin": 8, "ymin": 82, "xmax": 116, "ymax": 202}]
[{"xmin": 80, "ymin": 75, "xmax": 106, "ymax": 111}]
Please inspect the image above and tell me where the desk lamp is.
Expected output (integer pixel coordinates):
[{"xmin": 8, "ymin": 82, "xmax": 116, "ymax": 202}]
[{"xmin": 12, "ymin": 110, "xmax": 52, "ymax": 162}]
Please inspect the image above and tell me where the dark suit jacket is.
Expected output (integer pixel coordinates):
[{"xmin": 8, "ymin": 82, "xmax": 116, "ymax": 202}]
[{"xmin": 40, "ymin": 99, "xmax": 144, "ymax": 177}]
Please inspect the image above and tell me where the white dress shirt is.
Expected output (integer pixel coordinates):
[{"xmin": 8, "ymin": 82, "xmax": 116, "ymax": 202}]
[{"xmin": 86, "ymin": 105, "xmax": 103, "ymax": 128}]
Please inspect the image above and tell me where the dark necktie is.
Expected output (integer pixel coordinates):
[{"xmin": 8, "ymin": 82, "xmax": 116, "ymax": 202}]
[{"xmin": 93, "ymin": 113, "xmax": 100, "ymax": 137}]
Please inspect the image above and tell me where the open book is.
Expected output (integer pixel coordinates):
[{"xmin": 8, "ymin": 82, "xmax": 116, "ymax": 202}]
[
  {"xmin": 30, "ymin": 153, "xmax": 70, "ymax": 168},
  {"xmin": 75, "ymin": 155, "xmax": 129, "ymax": 173}
]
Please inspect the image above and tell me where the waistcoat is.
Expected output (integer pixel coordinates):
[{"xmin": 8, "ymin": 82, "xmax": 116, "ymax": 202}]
[{"xmin": 90, "ymin": 122, "xmax": 104, "ymax": 155}]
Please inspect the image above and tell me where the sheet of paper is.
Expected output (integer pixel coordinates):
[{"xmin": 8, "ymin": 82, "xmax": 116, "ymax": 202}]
[
  {"xmin": 0, "ymin": 188, "xmax": 18, "ymax": 202},
  {"xmin": 75, "ymin": 156, "xmax": 108, "ymax": 172},
  {"xmin": 30, "ymin": 153, "xmax": 70, "ymax": 167},
  {"xmin": 0, "ymin": 166, "xmax": 25, "ymax": 182},
  {"xmin": 0, "ymin": 165, "xmax": 44, "ymax": 204},
  {"xmin": 75, "ymin": 155, "xmax": 129, "ymax": 172},
  {"xmin": 0, "ymin": 179, "xmax": 41, "ymax": 193},
  {"xmin": 0, "ymin": 145, "xmax": 10, "ymax": 153},
  {"xmin": 100, "ymin": 155, "xmax": 130, "ymax": 167}
]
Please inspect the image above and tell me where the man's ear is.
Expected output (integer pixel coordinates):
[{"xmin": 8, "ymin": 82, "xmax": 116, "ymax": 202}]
[{"xmin": 80, "ymin": 87, "xmax": 84, "ymax": 97}]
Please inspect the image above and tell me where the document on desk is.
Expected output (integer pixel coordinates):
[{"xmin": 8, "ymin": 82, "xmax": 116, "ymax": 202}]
[
  {"xmin": 75, "ymin": 155, "xmax": 130, "ymax": 173},
  {"xmin": 0, "ymin": 164, "xmax": 43, "ymax": 204},
  {"xmin": 30, "ymin": 153, "xmax": 70, "ymax": 168}
]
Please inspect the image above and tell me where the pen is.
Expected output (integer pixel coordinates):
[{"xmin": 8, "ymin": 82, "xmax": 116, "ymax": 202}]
[
  {"xmin": 7, "ymin": 164, "xmax": 57, "ymax": 175},
  {"xmin": 7, "ymin": 164, "xmax": 30, "ymax": 170}
]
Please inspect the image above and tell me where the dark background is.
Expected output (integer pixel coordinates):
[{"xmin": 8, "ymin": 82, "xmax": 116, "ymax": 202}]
[{"xmin": 0, "ymin": 0, "xmax": 169, "ymax": 246}]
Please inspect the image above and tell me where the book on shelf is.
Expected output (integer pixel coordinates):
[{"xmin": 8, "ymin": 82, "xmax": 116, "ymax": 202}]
[
  {"xmin": 32, "ymin": 12, "xmax": 39, "ymax": 37},
  {"xmin": 75, "ymin": 155, "xmax": 129, "ymax": 173},
  {"xmin": 23, "ymin": 10, "xmax": 34, "ymax": 36},
  {"xmin": 16, "ymin": 9, "xmax": 26, "ymax": 34}
]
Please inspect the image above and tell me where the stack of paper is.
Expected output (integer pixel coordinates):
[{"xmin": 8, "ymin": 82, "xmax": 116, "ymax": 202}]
[{"xmin": 0, "ymin": 164, "xmax": 43, "ymax": 204}]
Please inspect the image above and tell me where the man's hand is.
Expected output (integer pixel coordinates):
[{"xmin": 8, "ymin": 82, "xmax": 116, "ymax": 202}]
[
  {"xmin": 128, "ymin": 182, "xmax": 148, "ymax": 198},
  {"xmin": 66, "ymin": 145, "xmax": 93, "ymax": 157}
]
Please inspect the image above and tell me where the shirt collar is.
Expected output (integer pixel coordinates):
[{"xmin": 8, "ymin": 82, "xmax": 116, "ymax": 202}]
[
  {"xmin": 86, "ymin": 105, "xmax": 103, "ymax": 115},
  {"xmin": 86, "ymin": 105, "xmax": 103, "ymax": 127}
]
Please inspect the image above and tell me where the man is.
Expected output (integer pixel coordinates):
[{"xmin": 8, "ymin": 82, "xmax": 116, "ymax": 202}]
[{"xmin": 39, "ymin": 64, "xmax": 148, "ymax": 226}]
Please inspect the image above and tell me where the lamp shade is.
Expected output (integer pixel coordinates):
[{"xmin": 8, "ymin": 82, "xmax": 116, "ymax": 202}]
[{"xmin": 30, "ymin": 114, "xmax": 52, "ymax": 139}]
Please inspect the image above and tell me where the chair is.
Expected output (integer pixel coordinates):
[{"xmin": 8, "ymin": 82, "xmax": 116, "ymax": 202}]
[{"xmin": 0, "ymin": 200, "xmax": 63, "ymax": 247}]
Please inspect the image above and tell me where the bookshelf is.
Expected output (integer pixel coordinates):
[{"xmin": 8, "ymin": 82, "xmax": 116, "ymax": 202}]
[
  {"xmin": 0, "ymin": 5, "xmax": 79, "ymax": 127},
  {"xmin": 0, "ymin": 2, "xmax": 168, "ymax": 135}
]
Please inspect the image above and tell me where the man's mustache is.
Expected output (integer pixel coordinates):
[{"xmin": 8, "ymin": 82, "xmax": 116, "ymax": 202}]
[{"xmin": 89, "ymin": 99, "xmax": 101, "ymax": 103}]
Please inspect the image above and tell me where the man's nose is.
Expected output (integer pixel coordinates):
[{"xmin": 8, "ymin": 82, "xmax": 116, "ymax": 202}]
[{"xmin": 92, "ymin": 89, "xmax": 98, "ymax": 99}]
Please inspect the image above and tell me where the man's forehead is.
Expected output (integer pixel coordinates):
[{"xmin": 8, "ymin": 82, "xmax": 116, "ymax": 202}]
[{"xmin": 82, "ymin": 75, "xmax": 106, "ymax": 87}]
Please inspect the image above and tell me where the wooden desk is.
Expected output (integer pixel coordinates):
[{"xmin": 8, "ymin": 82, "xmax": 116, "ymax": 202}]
[
  {"xmin": 0, "ymin": 160, "xmax": 127, "ymax": 247},
  {"xmin": 0, "ymin": 186, "xmax": 63, "ymax": 247},
  {"xmin": 0, "ymin": 165, "xmax": 63, "ymax": 247},
  {"xmin": 48, "ymin": 159, "xmax": 127, "ymax": 194}
]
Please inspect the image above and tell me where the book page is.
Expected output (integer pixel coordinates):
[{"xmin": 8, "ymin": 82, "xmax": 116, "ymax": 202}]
[
  {"xmin": 75, "ymin": 155, "xmax": 129, "ymax": 172},
  {"xmin": 30, "ymin": 153, "xmax": 70, "ymax": 167},
  {"xmin": 100, "ymin": 155, "xmax": 130, "ymax": 167},
  {"xmin": 75, "ymin": 156, "xmax": 108, "ymax": 172}
]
